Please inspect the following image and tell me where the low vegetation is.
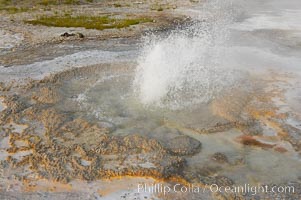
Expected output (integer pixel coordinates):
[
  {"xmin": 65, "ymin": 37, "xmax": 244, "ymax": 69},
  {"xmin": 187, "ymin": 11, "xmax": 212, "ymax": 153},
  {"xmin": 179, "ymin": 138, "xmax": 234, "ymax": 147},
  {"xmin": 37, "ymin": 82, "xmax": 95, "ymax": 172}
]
[
  {"xmin": 157, "ymin": 7, "xmax": 163, "ymax": 11},
  {"xmin": 150, "ymin": 3, "xmax": 176, "ymax": 12},
  {"xmin": 25, "ymin": 15, "xmax": 153, "ymax": 30},
  {"xmin": 0, "ymin": 0, "xmax": 28, "ymax": 13},
  {"xmin": 1, "ymin": 0, "xmax": 94, "ymax": 6},
  {"xmin": 0, "ymin": 6, "xmax": 30, "ymax": 13},
  {"xmin": 113, "ymin": 3, "xmax": 122, "ymax": 8},
  {"xmin": 0, "ymin": 0, "xmax": 94, "ymax": 13},
  {"xmin": 38, "ymin": 0, "xmax": 83, "ymax": 6}
]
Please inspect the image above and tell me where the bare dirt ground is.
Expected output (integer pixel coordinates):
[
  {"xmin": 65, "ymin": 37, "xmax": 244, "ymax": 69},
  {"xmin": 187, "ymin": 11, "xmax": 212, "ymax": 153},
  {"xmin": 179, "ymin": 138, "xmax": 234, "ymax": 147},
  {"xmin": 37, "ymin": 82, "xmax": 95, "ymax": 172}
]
[{"xmin": 0, "ymin": 0, "xmax": 194, "ymax": 55}]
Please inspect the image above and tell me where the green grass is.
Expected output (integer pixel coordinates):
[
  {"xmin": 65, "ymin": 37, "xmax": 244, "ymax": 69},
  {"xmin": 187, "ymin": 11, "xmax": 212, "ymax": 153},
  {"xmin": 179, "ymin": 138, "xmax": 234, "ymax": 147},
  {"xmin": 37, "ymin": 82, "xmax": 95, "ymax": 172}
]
[
  {"xmin": 0, "ymin": 0, "xmax": 29, "ymax": 13},
  {"xmin": 157, "ymin": 7, "xmax": 163, "ymax": 11},
  {"xmin": 39, "ymin": 0, "xmax": 81, "ymax": 6},
  {"xmin": 113, "ymin": 3, "xmax": 122, "ymax": 8},
  {"xmin": 0, "ymin": 6, "xmax": 30, "ymax": 13},
  {"xmin": 0, "ymin": 0, "xmax": 94, "ymax": 7},
  {"xmin": 0, "ymin": 0, "xmax": 96, "ymax": 14},
  {"xmin": 0, "ymin": 0, "xmax": 12, "ymax": 6},
  {"xmin": 25, "ymin": 15, "xmax": 153, "ymax": 30}
]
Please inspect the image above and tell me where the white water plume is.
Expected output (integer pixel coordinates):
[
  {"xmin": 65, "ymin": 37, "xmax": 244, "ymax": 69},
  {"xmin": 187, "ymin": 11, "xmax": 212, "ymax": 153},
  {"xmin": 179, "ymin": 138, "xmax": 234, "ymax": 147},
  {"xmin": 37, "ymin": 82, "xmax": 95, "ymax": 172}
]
[{"xmin": 133, "ymin": 0, "xmax": 241, "ymax": 110}]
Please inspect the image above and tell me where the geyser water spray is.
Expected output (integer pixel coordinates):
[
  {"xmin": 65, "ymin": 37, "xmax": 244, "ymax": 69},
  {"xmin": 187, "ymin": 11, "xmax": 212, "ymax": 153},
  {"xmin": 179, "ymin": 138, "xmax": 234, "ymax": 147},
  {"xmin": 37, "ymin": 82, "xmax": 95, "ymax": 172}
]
[{"xmin": 133, "ymin": 0, "xmax": 241, "ymax": 110}]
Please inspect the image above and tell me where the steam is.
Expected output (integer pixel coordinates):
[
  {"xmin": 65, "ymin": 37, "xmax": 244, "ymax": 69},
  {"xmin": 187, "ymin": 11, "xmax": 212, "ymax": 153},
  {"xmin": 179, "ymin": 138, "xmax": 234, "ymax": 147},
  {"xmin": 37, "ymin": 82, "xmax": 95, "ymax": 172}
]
[{"xmin": 133, "ymin": 0, "xmax": 240, "ymax": 110}]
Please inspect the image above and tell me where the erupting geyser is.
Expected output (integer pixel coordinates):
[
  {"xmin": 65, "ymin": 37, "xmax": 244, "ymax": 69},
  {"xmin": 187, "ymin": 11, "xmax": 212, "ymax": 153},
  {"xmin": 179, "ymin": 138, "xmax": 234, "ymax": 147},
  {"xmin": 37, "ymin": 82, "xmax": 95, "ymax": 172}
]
[{"xmin": 133, "ymin": 0, "xmax": 241, "ymax": 110}]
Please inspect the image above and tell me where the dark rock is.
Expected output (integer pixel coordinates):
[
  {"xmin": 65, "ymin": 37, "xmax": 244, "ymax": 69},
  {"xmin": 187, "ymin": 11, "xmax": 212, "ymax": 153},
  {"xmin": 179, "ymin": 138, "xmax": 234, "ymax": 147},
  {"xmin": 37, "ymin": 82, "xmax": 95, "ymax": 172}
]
[
  {"xmin": 60, "ymin": 32, "xmax": 84, "ymax": 39},
  {"xmin": 211, "ymin": 152, "xmax": 229, "ymax": 164},
  {"xmin": 151, "ymin": 127, "xmax": 201, "ymax": 156},
  {"xmin": 60, "ymin": 32, "xmax": 75, "ymax": 37},
  {"xmin": 76, "ymin": 32, "xmax": 85, "ymax": 38},
  {"xmin": 165, "ymin": 135, "xmax": 201, "ymax": 156}
]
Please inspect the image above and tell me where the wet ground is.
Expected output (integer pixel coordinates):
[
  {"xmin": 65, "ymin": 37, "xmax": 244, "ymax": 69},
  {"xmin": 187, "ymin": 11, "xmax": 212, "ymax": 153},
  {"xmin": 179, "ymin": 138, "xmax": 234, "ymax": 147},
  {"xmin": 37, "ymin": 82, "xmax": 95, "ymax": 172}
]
[{"xmin": 0, "ymin": 0, "xmax": 301, "ymax": 199}]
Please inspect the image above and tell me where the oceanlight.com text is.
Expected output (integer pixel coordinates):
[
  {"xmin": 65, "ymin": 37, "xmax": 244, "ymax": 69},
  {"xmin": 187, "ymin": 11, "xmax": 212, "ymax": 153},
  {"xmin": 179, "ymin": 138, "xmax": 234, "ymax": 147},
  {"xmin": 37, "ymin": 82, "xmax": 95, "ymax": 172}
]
[{"xmin": 137, "ymin": 183, "xmax": 295, "ymax": 196}]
